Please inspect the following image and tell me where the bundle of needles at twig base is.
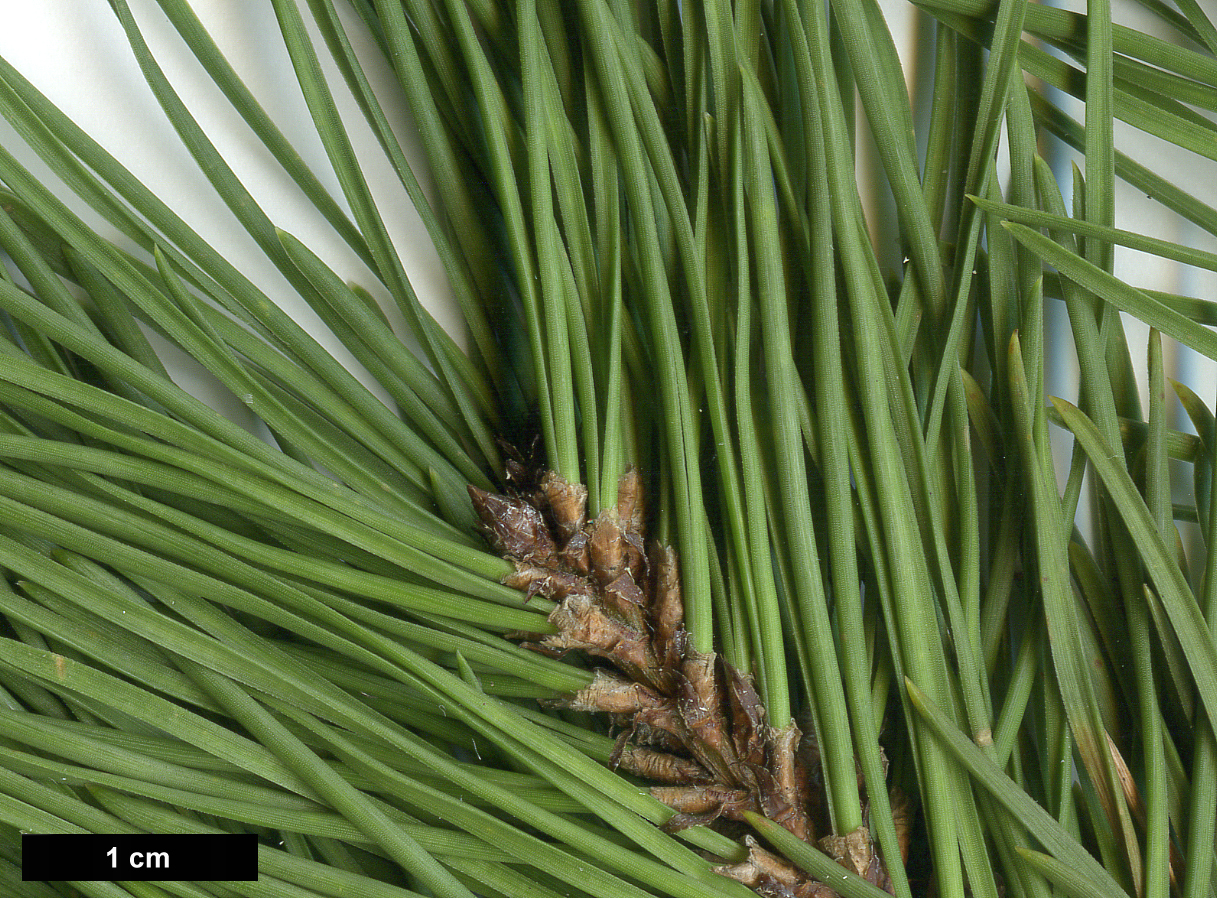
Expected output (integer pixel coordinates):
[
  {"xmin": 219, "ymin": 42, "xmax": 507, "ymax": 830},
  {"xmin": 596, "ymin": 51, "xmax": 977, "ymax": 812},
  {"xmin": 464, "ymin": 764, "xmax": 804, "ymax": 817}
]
[
  {"xmin": 472, "ymin": 465, "xmax": 908, "ymax": 895},
  {"xmin": 1, "ymin": 1, "xmax": 1217, "ymax": 898}
]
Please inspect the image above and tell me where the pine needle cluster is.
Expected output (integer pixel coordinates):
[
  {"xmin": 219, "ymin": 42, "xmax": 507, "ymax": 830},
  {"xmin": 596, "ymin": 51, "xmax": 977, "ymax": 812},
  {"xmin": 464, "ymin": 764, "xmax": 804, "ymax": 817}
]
[{"xmin": 0, "ymin": 2, "xmax": 1215, "ymax": 898}]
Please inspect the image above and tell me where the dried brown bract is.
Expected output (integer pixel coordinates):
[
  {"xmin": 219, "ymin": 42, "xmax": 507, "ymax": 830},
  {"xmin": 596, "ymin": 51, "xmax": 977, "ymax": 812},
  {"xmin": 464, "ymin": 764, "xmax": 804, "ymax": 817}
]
[
  {"xmin": 474, "ymin": 468, "xmax": 904, "ymax": 897},
  {"xmin": 468, "ymin": 487, "xmax": 555, "ymax": 564},
  {"xmin": 560, "ymin": 669, "xmax": 666, "ymax": 715},
  {"xmin": 503, "ymin": 565, "xmax": 592, "ymax": 602},
  {"xmin": 616, "ymin": 746, "xmax": 711, "ymax": 784},
  {"xmin": 602, "ymin": 570, "xmax": 648, "ymax": 632},
  {"xmin": 652, "ymin": 783, "xmax": 755, "ymax": 828},
  {"xmin": 615, "ymin": 466, "xmax": 645, "ymax": 532},
  {"xmin": 587, "ymin": 513, "xmax": 626, "ymax": 583},
  {"xmin": 542, "ymin": 592, "xmax": 656, "ymax": 682},
  {"xmin": 540, "ymin": 471, "xmax": 587, "ymax": 542},
  {"xmin": 715, "ymin": 837, "xmax": 841, "ymax": 898},
  {"xmin": 820, "ymin": 826, "xmax": 882, "ymax": 885},
  {"xmin": 650, "ymin": 543, "xmax": 686, "ymax": 674},
  {"xmin": 766, "ymin": 722, "xmax": 812, "ymax": 842}
]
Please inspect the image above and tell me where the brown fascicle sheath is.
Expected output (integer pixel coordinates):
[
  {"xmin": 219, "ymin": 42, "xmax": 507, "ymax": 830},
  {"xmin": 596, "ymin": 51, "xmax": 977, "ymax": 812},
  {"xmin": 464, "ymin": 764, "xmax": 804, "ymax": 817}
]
[{"xmin": 472, "ymin": 468, "xmax": 901, "ymax": 897}]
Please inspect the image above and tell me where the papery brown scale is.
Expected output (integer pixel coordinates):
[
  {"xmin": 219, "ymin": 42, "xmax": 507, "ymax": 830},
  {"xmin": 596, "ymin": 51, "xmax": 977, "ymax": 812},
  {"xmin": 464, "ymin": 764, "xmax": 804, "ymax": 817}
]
[
  {"xmin": 677, "ymin": 651, "xmax": 738, "ymax": 783},
  {"xmin": 660, "ymin": 810, "xmax": 727, "ymax": 833},
  {"xmin": 542, "ymin": 593, "xmax": 656, "ymax": 681},
  {"xmin": 501, "ymin": 566, "xmax": 549, "ymax": 603},
  {"xmin": 714, "ymin": 849, "xmax": 764, "ymax": 889},
  {"xmin": 863, "ymin": 851, "xmax": 893, "ymax": 895},
  {"xmin": 754, "ymin": 765, "xmax": 811, "ymax": 843},
  {"xmin": 603, "ymin": 570, "xmax": 646, "ymax": 607},
  {"xmin": 769, "ymin": 722, "xmax": 813, "ymax": 840},
  {"xmin": 627, "ymin": 713, "xmax": 687, "ymax": 751},
  {"xmin": 557, "ymin": 669, "xmax": 667, "ymax": 715},
  {"xmin": 504, "ymin": 456, "xmax": 528, "ymax": 488},
  {"xmin": 743, "ymin": 840, "xmax": 802, "ymax": 885},
  {"xmin": 588, "ymin": 512, "xmax": 626, "ymax": 584},
  {"xmin": 756, "ymin": 880, "xmax": 808, "ymax": 898},
  {"xmin": 622, "ymin": 529, "xmax": 649, "ymax": 582},
  {"xmin": 560, "ymin": 530, "xmax": 591, "ymax": 575},
  {"xmin": 504, "ymin": 565, "xmax": 594, "ymax": 602},
  {"xmin": 614, "ymin": 747, "xmax": 710, "ymax": 784},
  {"xmin": 467, "ymin": 486, "xmax": 556, "ymax": 563},
  {"xmin": 875, "ymin": 744, "xmax": 891, "ymax": 783},
  {"xmin": 616, "ymin": 467, "xmax": 645, "ymax": 532},
  {"xmin": 838, "ymin": 827, "xmax": 872, "ymax": 878},
  {"xmin": 602, "ymin": 570, "xmax": 648, "ymax": 632},
  {"xmin": 650, "ymin": 784, "xmax": 754, "ymax": 821},
  {"xmin": 819, "ymin": 827, "xmax": 890, "ymax": 894},
  {"xmin": 650, "ymin": 544, "xmax": 685, "ymax": 667},
  {"xmin": 716, "ymin": 839, "xmax": 839, "ymax": 898},
  {"xmin": 726, "ymin": 664, "xmax": 768, "ymax": 768},
  {"xmin": 540, "ymin": 471, "xmax": 587, "ymax": 542},
  {"xmin": 650, "ymin": 785, "xmax": 727, "ymax": 816}
]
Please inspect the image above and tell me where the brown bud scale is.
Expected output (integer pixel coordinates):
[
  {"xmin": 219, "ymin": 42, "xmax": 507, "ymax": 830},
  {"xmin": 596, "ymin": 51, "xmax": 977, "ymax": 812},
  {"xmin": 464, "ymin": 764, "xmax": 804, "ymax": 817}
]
[{"xmin": 471, "ymin": 466, "xmax": 904, "ymax": 897}]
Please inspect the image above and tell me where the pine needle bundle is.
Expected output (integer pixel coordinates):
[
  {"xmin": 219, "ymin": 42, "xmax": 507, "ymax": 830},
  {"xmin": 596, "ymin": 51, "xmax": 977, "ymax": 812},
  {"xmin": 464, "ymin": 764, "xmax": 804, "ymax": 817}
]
[{"xmin": 0, "ymin": 2, "xmax": 1216, "ymax": 897}]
